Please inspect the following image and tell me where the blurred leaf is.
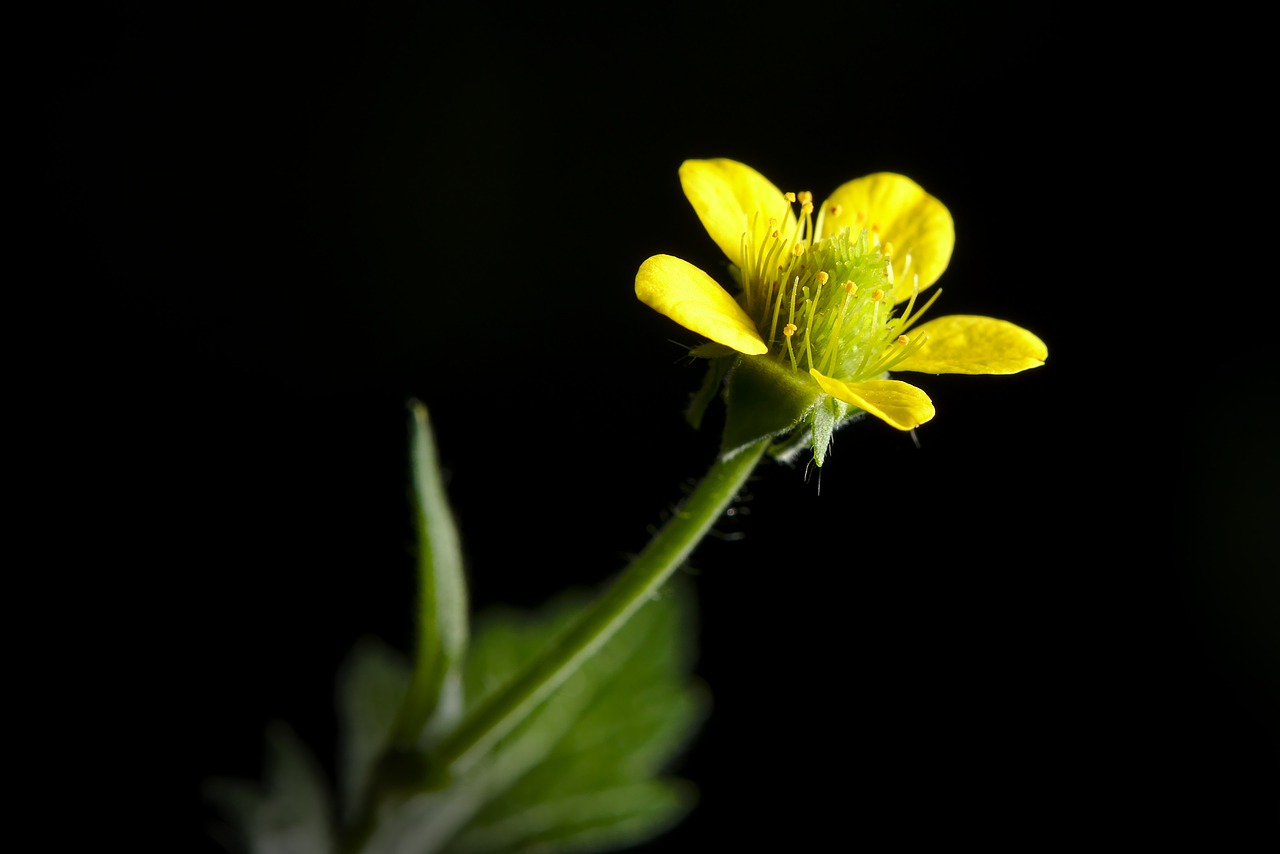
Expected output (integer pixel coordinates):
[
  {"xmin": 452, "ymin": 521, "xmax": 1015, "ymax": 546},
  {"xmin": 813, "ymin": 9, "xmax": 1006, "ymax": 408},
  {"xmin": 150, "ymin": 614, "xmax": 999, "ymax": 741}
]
[
  {"xmin": 447, "ymin": 781, "xmax": 694, "ymax": 854},
  {"xmin": 335, "ymin": 637, "xmax": 411, "ymax": 822},
  {"xmin": 204, "ymin": 722, "xmax": 337, "ymax": 854},
  {"xmin": 397, "ymin": 401, "xmax": 469, "ymax": 743},
  {"xmin": 362, "ymin": 578, "xmax": 709, "ymax": 854},
  {"xmin": 215, "ymin": 519, "xmax": 706, "ymax": 853}
]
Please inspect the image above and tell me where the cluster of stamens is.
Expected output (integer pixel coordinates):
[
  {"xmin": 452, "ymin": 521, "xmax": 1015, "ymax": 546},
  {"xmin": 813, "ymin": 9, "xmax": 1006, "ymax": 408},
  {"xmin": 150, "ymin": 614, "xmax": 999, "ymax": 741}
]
[{"xmin": 735, "ymin": 190, "xmax": 940, "ymax": 383}]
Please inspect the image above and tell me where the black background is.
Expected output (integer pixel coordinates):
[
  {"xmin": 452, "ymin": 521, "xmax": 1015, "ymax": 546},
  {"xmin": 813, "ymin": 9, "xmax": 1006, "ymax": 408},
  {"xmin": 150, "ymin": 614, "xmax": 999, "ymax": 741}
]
[{"xmin": 43, "ymin": 2, "xmax": 1277, "ymax": 850}]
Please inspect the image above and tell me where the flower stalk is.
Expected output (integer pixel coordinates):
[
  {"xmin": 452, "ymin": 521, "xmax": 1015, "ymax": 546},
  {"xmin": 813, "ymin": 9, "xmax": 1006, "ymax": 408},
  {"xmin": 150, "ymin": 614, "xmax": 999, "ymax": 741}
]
[{"xmin": 432, "ymin": 434, "xmax": 771, "ymax": 775}]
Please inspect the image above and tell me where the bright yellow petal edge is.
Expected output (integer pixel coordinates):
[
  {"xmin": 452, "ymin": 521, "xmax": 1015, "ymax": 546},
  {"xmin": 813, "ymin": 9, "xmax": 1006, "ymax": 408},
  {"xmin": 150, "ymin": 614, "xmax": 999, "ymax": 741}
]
[
  {"xmin": 636, "ymin": 254, "xmax": 768, "ymax": 355},
  {"xmin": 679, "ymin": 159, "xmax": 796, "ymax": 270},
  {"xmin": 810, "ymin": 371, "xmax": 936, "ymax": 431},
  {"xmin": 821, "ymin": 172, "xmax": 955, "ymax": 305},
  {"xmin": 894, "ymin": 315, "xmax": 1047, "ymax": 375}
]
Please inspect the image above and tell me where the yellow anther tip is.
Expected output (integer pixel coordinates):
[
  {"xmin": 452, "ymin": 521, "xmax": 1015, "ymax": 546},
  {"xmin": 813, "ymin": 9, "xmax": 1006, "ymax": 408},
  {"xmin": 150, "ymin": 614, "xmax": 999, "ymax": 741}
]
[
  {"xmin": 784, "ymin": 192, "xmax": 797, "ymax": 203},
  {"xmin": 871, "ymin": 288, "xmax": 885, "ymax": 301},
  {"xmin": 815, "ymin": 271, "xmax": 829, "ymax": 284},
  {"xmin": 783, "ymin": 323, "xmax": 798, "ymax": 337},
  {"xmin": 897, "ymin": 335, "xmax": 909, "ymax": 345}
]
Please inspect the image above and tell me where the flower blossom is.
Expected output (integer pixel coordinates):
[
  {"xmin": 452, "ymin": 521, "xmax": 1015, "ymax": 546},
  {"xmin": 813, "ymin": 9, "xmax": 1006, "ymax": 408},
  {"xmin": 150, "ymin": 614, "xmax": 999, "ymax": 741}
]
[{"xmin": 635, "ymin": 158, "xmax": 1047, "ymax": 465}]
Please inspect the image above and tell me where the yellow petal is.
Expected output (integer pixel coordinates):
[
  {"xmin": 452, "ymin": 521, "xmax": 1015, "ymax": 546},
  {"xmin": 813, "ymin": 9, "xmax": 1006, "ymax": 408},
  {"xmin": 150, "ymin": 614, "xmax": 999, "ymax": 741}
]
[
  {"xmin": 820, "ymin": 173, "xmax": 954, "ymax": 305},
  {"xmin": 636, "ymin": 254, "xmax": 768, "ymax": 355},
  {"xmin": 893, "ymin": 315, "xmax": 1047, "ymax": 375},
  {"xmin": 679, "ymin": 159, "xmax": 796, "ymax": 269},
  {"xmin": 810, "ymin": 371, "xmax": 935, "ymax": 431}
]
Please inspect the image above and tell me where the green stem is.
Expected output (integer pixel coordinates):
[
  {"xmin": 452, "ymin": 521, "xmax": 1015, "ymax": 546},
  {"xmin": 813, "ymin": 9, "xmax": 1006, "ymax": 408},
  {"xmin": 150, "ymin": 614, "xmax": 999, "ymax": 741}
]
[{"xmin": 432, "ymin": 436, "xmax": 771, "ymax": 775}]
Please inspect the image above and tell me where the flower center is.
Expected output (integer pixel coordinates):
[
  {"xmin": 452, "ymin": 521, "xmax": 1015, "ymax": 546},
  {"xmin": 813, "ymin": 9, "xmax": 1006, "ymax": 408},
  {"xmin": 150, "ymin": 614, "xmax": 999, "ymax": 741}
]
[{"xmin": 736, "ymin": 194, "xmax": 938, "ymax": 382}]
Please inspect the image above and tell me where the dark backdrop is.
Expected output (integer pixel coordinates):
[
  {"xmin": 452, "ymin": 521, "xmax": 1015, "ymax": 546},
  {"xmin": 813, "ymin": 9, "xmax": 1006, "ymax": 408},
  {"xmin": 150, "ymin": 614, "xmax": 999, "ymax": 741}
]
[{"xmin": 45, "ymin": 2, "xmax": 1277, "ymax": 849}]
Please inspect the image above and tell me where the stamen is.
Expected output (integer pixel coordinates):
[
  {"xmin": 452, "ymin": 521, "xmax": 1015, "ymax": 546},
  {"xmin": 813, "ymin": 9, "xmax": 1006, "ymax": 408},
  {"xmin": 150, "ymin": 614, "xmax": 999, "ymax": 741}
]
[
  {"xmin": 785, "ymin": 283, "xmax": 800, "ymax": 368},
  {"xmin": 899, "ymin": 250, "xmax": 913, "ymax": 288},
  {"xmin": 803, "ymin": 282, "xmax": 822, "ymax": 370},
  {"xmin": 763, "ymin": 232, "xmax": 786, "ymax": 293},
  {"xmin": 783, "ymin": 322, "xmax": 798, "ymax": 368},
  {"xmin": 745, "ymin": 211, "xmax": 769, "ymax": 311},
  {"xmin": 776, "ymin": 249, "xmax": 803, "ymax": 302},
  {"xmin": 775, "ymin": 194, "xmax": 798, "ymax": 244},
  {"xmin": 867, "ymin": 289, "xmax": 884, "ymax": 352},
  {"xmin": 813, "ymin": 202, "xmax": 838, "ymax": 239},
  {"xmin": 901, "ymin": 280, "xmax": 942, "ymax": 332},
  {"xmin": 872, "ymin": 331, "xmax": 929, "ymax": 375},
  {"xmin": 818, "ymin": 281, "xmax": 856, "ymax": 375},
  {"xmin": 768, "ymin": 267, "xmax": 788, "ymax": 344}
]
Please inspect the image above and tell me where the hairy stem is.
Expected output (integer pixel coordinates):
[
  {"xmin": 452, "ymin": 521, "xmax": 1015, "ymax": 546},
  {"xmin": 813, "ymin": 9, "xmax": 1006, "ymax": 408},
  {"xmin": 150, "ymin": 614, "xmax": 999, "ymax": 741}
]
[{"xmin": 434, "ymin": 437, "xmax": 770, "ymax": 775}]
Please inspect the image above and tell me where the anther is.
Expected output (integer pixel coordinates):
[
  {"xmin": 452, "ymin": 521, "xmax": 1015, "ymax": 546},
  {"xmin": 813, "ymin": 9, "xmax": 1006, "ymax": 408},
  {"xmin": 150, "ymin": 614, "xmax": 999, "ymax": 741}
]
[
  {"xmin": 871, "ymin": 288, "xmax": 885, "ymax": 302},
  {"xmin": 783, "ymin": 323, "xmax": 798, "ymax": 337},
  {"xmin": 798, "ymin": 191, "xmax": 813, "ymax": 205},
  {"xmin": 793, "ymin": 244, "xmax": 805, "ymax": 257},
  {"xmin": 784, "ymin": 192, "xmax": 797, "ymax": 203},
  {"xmin": 843, "ymin": 281, "xmax": 856, "ymax": 295},
  {"xmin": 815, "ymin": 271, "xmax": 829, "ymax": 285},
  {"xmin": 897, "ymin": 335, "xmax": 909, "ymax": 345}
]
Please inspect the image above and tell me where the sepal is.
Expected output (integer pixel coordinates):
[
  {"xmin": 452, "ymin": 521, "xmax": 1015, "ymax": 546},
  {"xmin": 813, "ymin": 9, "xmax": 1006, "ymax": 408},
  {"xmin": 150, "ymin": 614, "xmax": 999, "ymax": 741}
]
[
  {"xmin": 719, "ymin": 356, "xmax": 822, "ymax": 460},
  {"xmin": 685, "ymin": 356, "xmax": 733, "ymax": 430}
]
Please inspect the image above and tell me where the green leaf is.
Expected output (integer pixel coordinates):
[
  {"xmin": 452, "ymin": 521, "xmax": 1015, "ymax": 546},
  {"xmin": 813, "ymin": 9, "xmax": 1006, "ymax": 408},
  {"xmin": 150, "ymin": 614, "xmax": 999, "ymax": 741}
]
[
  {"xmin": 362, "ymin": 579, "xmax": 708, "ymax": 854},
  {"xmin": 335, "ymin": 637, "xmax": 411, "ymax": 822},
  {"xmin": 394, "ymin": 401, "xmax": 469, "ymax": 745},
  {"xmin": 446, "ymin": 781, "xmax": 695, "ymax": 854},
  {"xmin": 204, "ymin": 722, "xmax": 337, "ymax": 854}
]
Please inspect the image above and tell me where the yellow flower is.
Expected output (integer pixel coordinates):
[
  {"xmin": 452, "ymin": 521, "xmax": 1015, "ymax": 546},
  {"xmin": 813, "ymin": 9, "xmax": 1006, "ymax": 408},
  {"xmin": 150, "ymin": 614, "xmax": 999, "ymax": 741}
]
[{"xmin": 635, "ymin": 158, "xmax": 1047, "ymax": 464}]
